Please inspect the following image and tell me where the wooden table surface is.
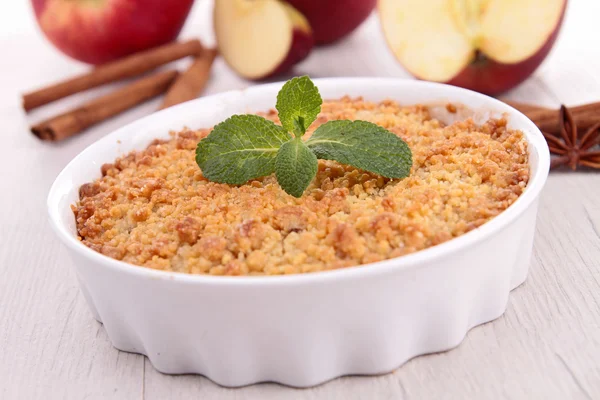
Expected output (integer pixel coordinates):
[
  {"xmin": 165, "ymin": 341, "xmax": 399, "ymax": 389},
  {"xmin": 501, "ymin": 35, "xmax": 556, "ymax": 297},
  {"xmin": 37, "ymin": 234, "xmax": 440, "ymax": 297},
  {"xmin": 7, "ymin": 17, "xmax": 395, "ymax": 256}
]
[{"xmin": 1, "ymin": 1, "xmax": 599, "ymax": 399}]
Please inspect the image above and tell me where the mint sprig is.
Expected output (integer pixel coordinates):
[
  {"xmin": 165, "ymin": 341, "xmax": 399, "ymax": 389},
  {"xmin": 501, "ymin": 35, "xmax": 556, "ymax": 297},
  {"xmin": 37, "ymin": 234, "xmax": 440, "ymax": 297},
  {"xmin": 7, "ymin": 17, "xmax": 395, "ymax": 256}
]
[{"xmin": 196, "ymin": 76, "xmax": 412, "ymax": 197}]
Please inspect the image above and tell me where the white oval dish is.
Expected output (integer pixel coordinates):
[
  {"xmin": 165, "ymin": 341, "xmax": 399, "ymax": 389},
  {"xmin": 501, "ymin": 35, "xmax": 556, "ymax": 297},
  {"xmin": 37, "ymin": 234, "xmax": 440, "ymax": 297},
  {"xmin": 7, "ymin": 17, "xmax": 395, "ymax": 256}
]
[{"xmin": 48, "ymin": 78, "xmax": 549, "ymax": 387}]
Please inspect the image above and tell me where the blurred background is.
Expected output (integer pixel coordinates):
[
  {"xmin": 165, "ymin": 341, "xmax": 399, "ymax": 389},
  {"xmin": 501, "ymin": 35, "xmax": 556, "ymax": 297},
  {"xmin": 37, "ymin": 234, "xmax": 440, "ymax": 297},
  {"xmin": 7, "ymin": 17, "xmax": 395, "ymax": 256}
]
[
  {"xmin": 1, "ymin": 0, "xmax": 598, "ymax": 146},
  {"xmin": 3, "ymin": 1, "xmax": 597, "ymax": 109}
]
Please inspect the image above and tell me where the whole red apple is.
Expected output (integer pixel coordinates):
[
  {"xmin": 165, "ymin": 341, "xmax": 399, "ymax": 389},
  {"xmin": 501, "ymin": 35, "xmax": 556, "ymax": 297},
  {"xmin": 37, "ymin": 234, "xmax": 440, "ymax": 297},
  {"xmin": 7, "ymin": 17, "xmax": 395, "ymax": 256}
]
[
  {"xmin": 378, "ymin": 0, "xmax": 567, "ymax": 95},
  {"xmin": 32, "ymin": 0, "xmax": 195, "ymax": 65},
  {"xmin": 286, "ymin": 0, "xmax": 376, "ymax": 44}
]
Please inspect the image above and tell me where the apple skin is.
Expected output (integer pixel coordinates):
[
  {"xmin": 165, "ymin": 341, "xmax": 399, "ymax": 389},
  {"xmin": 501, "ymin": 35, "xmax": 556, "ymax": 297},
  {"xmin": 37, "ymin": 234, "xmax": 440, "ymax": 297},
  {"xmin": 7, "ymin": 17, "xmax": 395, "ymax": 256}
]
[
  {"xmin": 286, "ymin": 0, "xmax": 376, "ymax": 44},
  {"xmin": 446, "ymin": 2, "xmax": 567, "ymax": 95},
  {"xmin": 31, "ymin": 0, "xmax": 195, "ymax": 65},
  {"xmin": 261, "ymin": 28, "xmax": 314, "ymax": 79}
]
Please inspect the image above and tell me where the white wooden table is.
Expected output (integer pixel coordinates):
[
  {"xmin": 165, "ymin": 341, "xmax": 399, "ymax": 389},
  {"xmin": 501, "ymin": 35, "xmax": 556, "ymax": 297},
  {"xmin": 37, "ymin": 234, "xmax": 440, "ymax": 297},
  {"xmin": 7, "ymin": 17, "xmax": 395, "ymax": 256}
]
[{"xmin": 2, "ymin": 1, "xmax": 599, "ymax": 399}]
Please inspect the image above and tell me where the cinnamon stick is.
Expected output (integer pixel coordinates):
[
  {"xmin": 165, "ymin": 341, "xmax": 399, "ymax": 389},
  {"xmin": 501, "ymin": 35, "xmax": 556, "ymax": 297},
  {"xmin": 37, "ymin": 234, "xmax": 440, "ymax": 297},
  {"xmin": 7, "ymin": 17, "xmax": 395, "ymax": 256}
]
[
  {"xmin": 502, "ymin": 100, "xmax": 600, "ymax": 135},
  {"xmin": 159, "ymin": 48, "xmax": 218, "ymax": 109},
  {"xmin": 526, "ymin": 104, "xmax": 600, "ymax": 134},
  {"xmin": 31, "ymin": 70, "xmax": 179, "ymax": 141},
  {"xmin": 23, "ymin": 39, "xmax": 202, "ymax": 111}
]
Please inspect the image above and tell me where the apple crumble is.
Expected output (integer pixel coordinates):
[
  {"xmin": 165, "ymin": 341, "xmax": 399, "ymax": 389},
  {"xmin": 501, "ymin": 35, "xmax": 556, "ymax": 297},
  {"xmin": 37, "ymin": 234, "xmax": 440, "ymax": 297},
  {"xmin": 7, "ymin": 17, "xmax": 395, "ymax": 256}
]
[{"xmin": 73, "ymin": 97, "xmax": 529, "ymax": 275}]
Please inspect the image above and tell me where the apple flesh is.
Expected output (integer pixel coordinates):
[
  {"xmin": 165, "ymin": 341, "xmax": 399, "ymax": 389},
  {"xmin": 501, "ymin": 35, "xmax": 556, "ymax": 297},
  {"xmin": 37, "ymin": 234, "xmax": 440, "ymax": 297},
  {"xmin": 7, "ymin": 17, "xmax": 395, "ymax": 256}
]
[
  {"xmin": 286, "ymin": 0, "xmax": 377, "ymax": 44},
  {"xmin": 378, "ymin": 0, "xmax": 567, "ymax": 95},
  {"xmin": 32, "ymin": 0, "xmax": 194, "ymax": 65},
  {"xmin": 214, "ymin": 0, "xmax": 314, "ymax": 80}
]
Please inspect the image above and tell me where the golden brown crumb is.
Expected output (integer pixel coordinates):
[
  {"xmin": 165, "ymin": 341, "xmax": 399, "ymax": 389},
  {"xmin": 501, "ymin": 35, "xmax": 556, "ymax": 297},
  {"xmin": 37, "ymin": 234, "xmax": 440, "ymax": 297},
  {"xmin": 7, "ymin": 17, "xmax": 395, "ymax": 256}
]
[{"xmin": 73, "ymin": 97, "xmax": 530, "ymax": 276}]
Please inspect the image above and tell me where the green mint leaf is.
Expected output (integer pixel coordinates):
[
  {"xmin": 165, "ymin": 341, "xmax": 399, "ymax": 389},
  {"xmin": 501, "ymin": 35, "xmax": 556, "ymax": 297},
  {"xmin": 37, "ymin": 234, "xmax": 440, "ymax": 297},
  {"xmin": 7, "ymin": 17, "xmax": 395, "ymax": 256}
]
[
  {"xmin": 275, "ymin": 138, "xmax": 318, "ymax": 197},
  {"xmin": 196, "ymin": 114, "xmax": 292, "ymax": 185},
  {"xmin": 306, "ymin": 120, "xmax": 412, "ymax": 179},
  {"xmin": 276, "ymin": 76, "xmax": 322, "ymax": 137}
]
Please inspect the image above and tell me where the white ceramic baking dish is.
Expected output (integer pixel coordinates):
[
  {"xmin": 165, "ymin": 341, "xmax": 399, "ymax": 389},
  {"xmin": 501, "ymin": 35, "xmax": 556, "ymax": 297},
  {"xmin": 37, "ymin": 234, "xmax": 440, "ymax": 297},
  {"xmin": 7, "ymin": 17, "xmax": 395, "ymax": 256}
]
[{"xmin": 47, "ymin": 78, "xmax": 550, "ymax": 387}]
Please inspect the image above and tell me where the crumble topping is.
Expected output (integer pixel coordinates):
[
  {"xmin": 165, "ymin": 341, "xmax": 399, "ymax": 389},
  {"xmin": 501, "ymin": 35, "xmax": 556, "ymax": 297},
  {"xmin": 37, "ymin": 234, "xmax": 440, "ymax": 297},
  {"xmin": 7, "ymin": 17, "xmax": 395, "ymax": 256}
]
[{"xmin": 73, "ymin": 97, "xmax": 529, "ymax": 275}]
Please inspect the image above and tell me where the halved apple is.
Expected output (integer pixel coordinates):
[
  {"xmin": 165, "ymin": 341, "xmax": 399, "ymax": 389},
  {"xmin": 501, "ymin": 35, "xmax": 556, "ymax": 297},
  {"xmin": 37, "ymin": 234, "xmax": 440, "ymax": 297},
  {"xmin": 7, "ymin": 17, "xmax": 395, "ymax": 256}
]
[
  {"xmin": 214, "ymin": 0, "xmax": 314, "ymax": 80},
  {"xmin": 378, "ymin": 0, "xmax": 567, "ymax": 95}
]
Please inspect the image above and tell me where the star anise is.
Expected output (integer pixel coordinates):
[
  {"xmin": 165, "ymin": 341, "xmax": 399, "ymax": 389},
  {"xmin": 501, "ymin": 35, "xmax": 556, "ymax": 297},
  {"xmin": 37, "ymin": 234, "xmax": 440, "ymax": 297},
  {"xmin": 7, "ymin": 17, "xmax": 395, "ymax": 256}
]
[{"xmin": 544, "ymin": 105, "xmax": 600, "ymax": 170}]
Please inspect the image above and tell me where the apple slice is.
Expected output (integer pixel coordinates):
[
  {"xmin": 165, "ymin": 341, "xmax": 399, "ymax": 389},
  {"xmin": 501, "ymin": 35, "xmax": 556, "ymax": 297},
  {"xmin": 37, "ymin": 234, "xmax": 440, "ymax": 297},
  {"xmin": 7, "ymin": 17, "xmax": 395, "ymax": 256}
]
[
  {"xmin": 214, "ymin": 0, "xmax": 314, "ymax": 80},
  {"xmin": 378, "ymin": 0, "xmax": 567, "ymax": 94}
]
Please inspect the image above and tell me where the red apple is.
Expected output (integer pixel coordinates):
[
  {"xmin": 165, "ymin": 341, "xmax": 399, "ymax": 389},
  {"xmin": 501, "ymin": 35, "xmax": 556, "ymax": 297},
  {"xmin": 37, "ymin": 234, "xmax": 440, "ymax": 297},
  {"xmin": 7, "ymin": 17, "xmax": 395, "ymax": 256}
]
[
  {"xmin": 32, "ymin": 0, "xmax": 194, "ymax": 65},
  {"xmin": 378, "ymin": 0, "xmax": 567, "ymax": 95},
  {"xmin": 214, "ymin": 0, "xmax": 314, "ymax": 80},
  {"xmin": 287, "ymin": 0, "xmax": 377, "ymax": 44}
]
